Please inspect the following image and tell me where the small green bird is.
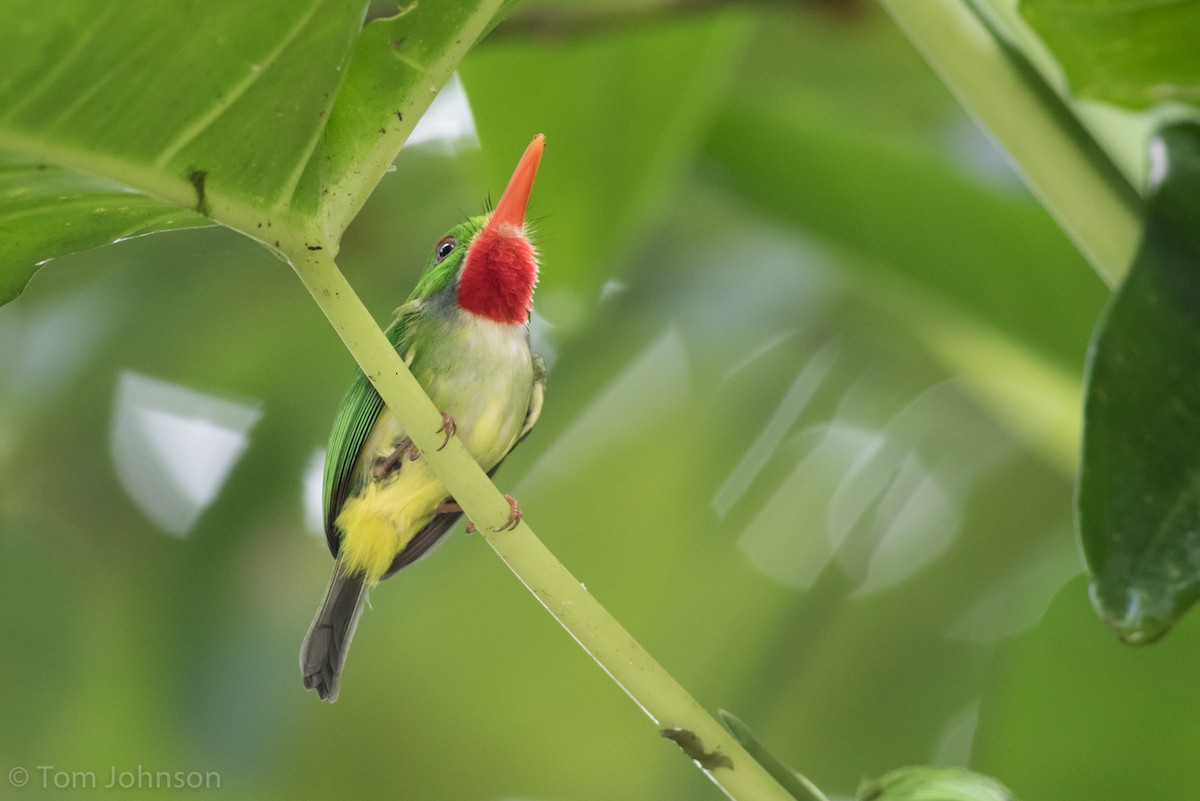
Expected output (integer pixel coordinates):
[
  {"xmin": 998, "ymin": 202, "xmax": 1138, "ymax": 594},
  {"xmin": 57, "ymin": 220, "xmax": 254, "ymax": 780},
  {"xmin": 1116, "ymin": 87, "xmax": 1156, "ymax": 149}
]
[{"xmin": 301, "ymin": 135, "xmax": 547, "ymax": 701}]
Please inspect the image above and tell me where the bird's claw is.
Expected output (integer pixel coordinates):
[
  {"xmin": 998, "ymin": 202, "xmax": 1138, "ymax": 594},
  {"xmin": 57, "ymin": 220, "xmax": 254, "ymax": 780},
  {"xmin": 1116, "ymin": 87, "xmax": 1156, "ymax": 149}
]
[
  {"xmin": 463, "ymin": 495, "xmax": 522, "ymax": 534},
  {"xmin": 493, "ymin": 494, "xmax": 522, "ymax": 532},
  {"xmin": 436, "ymin": 411, "xmax": 457, "ymax": 451}
]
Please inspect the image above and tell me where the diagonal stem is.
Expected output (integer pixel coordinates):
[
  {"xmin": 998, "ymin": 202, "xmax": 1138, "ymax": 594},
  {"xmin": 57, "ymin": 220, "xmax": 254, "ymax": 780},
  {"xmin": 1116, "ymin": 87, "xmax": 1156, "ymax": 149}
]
[{"xmin": 285, "ymin": 243, "xmax": 797, "ymax": 801}]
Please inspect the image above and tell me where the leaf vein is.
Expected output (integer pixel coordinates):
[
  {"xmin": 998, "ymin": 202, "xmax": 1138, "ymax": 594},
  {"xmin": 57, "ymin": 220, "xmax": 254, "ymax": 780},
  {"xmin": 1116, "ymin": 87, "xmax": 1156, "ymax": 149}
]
[{"xmin": 152, "ymin": 0, "xmax": 324, "ymax": 169}]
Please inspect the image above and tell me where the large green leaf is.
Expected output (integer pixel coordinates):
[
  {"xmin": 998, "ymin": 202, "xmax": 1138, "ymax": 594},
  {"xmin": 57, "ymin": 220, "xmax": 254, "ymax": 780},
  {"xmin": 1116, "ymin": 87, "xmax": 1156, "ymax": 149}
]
[
  {"xmin": 0, "ymin": 0, "xmax": 366, "ymax": 220},
  {"xmin": 1079, "ymin": 123, "xmax": 1200, "ymax": 642},
  {"xmin": 1020, "ymin": 0, "xmax": 1200, "ymax": 109},
  {"xmin": 0, "ymin": 0, "xmax": 509, "ymax": 304}
]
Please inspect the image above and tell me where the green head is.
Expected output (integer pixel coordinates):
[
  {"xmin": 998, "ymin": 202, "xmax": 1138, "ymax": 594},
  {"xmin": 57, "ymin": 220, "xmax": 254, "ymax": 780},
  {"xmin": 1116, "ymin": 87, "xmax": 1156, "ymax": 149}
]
[{"xmin": 409, "ymin": 135, "xmax": 545, "ymax": 325}]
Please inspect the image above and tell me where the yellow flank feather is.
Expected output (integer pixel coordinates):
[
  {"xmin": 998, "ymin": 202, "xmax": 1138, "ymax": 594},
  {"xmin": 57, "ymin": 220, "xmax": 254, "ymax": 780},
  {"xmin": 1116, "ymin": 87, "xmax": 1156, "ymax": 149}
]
[{"xmin": 335, "ymin": 458, "xmax": 450, "ymax": 585}]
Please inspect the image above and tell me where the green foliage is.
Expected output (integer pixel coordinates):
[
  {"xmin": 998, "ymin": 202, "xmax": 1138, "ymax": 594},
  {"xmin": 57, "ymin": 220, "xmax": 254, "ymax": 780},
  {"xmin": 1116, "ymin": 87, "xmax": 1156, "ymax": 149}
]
[
  {"xmin": 1018, "ymin": 0, "xmax": 1200, "ymax": 648},
  {"xmin": 0, "ymin": 0, "xmax": 507, "ymax": 299},
  {"xmin": 0, "ymin": 156, "xmax": 205, "ymax": 303},
  {"xmin": 1079, "ymin": 123, "xmax": 1200, "ymax": 643},
  {"xmin": 1020, "ymin": 0, "xmax": 1200, "ymax": 109},
  {"xmin": 310, "ymin": 0, "xmax": 511, "ymax": 237},
  {"xmin": 0, "ymin": 0, "xmax": 361, "ymax": 226},
  {"xmin": 0, "ymin": 1, "xmax": 1198, "ymax": 801}
]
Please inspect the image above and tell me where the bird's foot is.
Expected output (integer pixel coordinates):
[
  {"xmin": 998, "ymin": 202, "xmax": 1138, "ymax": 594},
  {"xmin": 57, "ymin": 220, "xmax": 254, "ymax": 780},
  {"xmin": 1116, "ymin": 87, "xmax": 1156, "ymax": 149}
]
[
  {"xmin": 436, "ymin": 411, "xmax": 457, "ymax": 451},
  {"xmin": 458, "ymin": 495, "xmax": 522, "ymax": 534},
  {"xmin": 493, "ymin": 494, "xmax": 522, "ymax": 532},
  {"xmin": 372, "ymin": 437, "xmax": 417, "ymax": 479}
]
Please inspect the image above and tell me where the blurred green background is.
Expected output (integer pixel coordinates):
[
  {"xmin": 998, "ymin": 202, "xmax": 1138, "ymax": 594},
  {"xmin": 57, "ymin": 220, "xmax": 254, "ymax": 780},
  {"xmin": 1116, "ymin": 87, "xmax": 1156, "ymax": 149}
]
[{"xmin": 2, "ymin": 3, "xmax": 1197, "ymax": 800}]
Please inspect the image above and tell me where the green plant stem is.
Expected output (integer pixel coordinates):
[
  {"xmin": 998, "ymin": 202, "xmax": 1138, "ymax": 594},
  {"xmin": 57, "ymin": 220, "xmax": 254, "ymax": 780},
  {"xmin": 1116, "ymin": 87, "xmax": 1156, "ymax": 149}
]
[
  {"xmin": 877, "ymin": 0, "xmax": 1143, "ymax": 287},
  {"xmin": 286, "ymin": 244, "xmax": 796, "ymax": 801}
]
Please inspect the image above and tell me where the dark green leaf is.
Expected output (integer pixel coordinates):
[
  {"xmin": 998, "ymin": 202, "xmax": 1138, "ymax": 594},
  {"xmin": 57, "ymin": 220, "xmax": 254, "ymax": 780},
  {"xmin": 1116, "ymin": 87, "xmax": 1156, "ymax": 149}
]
[
  {"xmin": 1080, "ymin": 122, "xmax": 1200, "ymax": 642},
  {"xmin": 719, "ymin": 710, "xmax": 829, "ymax": 801},
  {"xmin": 1020, "ymin": 0, "xmax": 1200, "ymax": 109}
]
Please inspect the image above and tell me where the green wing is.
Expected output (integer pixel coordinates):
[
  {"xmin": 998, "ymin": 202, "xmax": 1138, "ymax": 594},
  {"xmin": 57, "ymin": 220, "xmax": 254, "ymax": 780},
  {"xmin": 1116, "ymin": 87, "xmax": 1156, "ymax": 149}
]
[{"xmin": 321, "ymin": 303, "xmax": 417, "ymax": 556}]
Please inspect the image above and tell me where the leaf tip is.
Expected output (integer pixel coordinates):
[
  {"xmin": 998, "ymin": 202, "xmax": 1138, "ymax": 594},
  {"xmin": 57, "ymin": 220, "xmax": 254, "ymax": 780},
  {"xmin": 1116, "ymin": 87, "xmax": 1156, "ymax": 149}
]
[{"xmin": 1089, "ymin": 580, "xmax": 1173, "ymax": 645}]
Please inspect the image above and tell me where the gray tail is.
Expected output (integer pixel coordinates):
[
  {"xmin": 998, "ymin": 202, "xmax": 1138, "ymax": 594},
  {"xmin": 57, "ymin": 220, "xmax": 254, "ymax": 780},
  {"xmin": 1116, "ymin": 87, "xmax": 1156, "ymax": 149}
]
[{"xmin": 300, "ymin": 560, "xmax": 367, "ymax": 703}]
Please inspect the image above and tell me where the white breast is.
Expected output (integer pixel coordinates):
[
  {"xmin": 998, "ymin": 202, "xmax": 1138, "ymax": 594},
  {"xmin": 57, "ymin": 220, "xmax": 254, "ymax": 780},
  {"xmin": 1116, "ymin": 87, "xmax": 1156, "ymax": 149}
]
[{"xmin": 419, "ymin": 312, "xmax": 534, "ymax": 470}]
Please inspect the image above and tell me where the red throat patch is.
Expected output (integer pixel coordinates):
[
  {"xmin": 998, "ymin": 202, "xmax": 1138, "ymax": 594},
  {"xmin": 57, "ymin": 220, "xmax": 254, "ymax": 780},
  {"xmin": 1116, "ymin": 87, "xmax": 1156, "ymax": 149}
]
[{"xmin": 457, "ymin": 226, "xmax": 538, "ymax": 324}]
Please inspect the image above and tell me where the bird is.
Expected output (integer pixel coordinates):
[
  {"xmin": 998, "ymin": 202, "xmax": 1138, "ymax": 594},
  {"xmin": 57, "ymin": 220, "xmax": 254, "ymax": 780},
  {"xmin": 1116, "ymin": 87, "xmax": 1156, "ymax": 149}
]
[{"xmin": 300, "ymin": 135, "xmax": 548, "ymax": 702}]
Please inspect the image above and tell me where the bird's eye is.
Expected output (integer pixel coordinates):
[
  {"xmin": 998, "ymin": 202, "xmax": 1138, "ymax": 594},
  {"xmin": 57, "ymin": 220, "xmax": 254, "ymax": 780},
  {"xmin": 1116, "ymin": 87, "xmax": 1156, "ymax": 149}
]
[{"xmin": 435, "ymin": 236, "xmax": 457, "ymax": 263}]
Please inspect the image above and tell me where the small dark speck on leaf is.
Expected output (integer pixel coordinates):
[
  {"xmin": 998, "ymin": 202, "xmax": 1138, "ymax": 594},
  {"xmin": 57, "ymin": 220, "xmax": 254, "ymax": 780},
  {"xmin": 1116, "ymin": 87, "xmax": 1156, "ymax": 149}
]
[
  {"xmin": 307, "ymin": 244, "xmax": 323, "ymax": 251},
  {"xmin": 661, "ymin": 729, "xmax": 733, "ymax": 771},
  {"xmin": 379, "ymin": 127, "xmax": 386, "ymax": 134},
  {"xmin": 396, "ymin": 111, "xmax": 403, "ymax": 122},
  {"xmin": 187, "ymin": 168, "xmax": 209, "ymax": 215},
  {"xmin": 391, "ymin": 37, "xmax": 405, "ymax": 49},
  {"xmin": 274, "ymin": 240, "xmax": 280, "ymax": 247}
]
